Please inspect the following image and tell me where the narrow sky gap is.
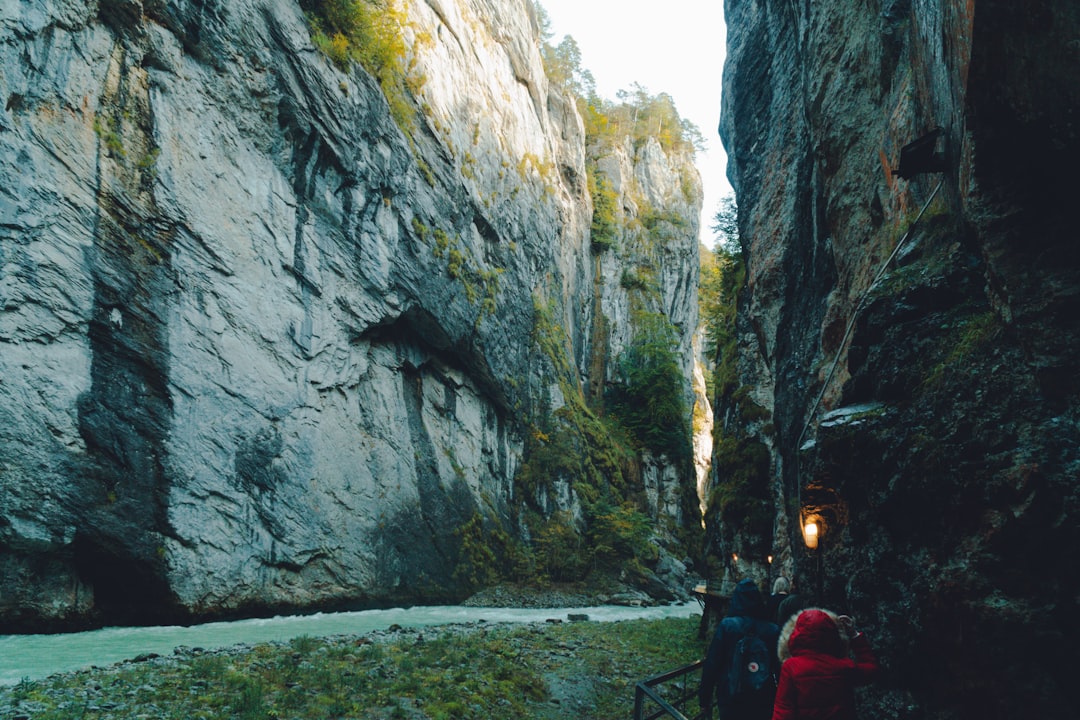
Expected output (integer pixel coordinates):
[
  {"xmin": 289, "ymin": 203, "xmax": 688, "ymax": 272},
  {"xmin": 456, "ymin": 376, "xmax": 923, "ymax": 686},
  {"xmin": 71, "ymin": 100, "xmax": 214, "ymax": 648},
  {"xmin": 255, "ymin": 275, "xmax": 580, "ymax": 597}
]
[{"xmin": 537, "ymin": 0, "xmax": 731, "ymax": 247}]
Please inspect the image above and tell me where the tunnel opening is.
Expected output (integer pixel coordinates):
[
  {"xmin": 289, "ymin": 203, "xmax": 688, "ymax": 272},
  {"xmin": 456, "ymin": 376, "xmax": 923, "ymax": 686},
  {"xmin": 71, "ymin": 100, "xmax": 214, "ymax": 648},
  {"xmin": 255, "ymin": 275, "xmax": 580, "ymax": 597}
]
[{"xmin": 72, "ymin": 534, "xmax": 181, "ymax": 627}]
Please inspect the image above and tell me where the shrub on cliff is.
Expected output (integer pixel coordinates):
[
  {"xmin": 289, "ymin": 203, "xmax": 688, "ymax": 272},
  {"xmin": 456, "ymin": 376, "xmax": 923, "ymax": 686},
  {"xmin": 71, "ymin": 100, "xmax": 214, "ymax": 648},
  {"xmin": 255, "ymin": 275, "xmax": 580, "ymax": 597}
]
[
  {"xmin": 537, "ymin": 4, "xmax": 702, "ymax": 158},
  {"xmin": 302, "ymin": 0, "xmax": 415, "ymax": 131},
  {"xmin": 303, "ymin": 0, "xmax": 405, "ymax": 72},
  {"xmin": 588, "ymin": 500, "xmax": 656, "ymax": 570},
  {"xmin": 588, "ymin": 169, "xmax": 619, "ymax": 252},
  {"xmin": 607, "ymin": 312, "xmax": 692, "ymax": 463}
]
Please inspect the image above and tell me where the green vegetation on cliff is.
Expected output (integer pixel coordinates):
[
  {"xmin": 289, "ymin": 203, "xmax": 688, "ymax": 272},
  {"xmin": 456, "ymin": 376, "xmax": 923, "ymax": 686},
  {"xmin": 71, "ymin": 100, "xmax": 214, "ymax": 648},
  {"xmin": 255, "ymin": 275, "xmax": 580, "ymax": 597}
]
[
  {"xmin": 508, "ymin": 4, "xmax": 705, "ymax": 582},
  {"xmin": 607, "ymin": 311, "xmax": 691, "ymax": 464},
  {"xmin": 699, "ymin": 198, "xmax": 772, "ymax": 546},
  {"xmin": 699, "ymin": 196, "xmax": 743, "ymax": 397},
  {"xmin": 302, "ymin": 0, "xmax": 418, "ymax": 132},
  {"xmin": 526, "ymin": 297, "xmax": 630, "ymax": 478},
  {"xmin": 538, "ymin": 2, "xmax": 702, "ymax": 255},
  {"xmin": 588, "ymin": 170, "xmax": 619, "ymax": 253},
  {"xmin": 513, "ymin": 296, "xmax": 653, "ymax": 583},
  {"xmin": 538, "ymin": 4, "xmax": 703, "ymax": 162}
]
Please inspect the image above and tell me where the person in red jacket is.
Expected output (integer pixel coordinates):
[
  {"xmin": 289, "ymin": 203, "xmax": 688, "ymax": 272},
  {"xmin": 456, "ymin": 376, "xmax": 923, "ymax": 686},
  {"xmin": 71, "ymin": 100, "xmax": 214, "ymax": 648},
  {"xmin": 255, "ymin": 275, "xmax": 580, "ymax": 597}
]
[{"xmin": 772, "ymin": 608, "xmax": 879, "ymax": 720}]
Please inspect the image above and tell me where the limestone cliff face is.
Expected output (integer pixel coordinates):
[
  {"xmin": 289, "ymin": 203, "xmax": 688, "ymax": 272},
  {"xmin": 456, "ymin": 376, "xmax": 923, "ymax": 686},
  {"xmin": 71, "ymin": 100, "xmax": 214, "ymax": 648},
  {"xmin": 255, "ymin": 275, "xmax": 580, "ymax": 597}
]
[
  {"xmin": 0, "ymin": 0, "xmax": 702, "ymax": 630},
  {"xmin": 716, "ymin": 0, "xmax": 1077, "ymax": 717}
]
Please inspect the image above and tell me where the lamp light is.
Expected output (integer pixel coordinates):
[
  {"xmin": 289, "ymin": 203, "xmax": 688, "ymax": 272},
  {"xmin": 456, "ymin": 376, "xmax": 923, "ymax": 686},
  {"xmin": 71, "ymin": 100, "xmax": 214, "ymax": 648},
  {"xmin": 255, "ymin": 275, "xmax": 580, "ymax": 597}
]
[{"xmin": 803, "ymin": 520, "xmax": 819, "ymax": 550}]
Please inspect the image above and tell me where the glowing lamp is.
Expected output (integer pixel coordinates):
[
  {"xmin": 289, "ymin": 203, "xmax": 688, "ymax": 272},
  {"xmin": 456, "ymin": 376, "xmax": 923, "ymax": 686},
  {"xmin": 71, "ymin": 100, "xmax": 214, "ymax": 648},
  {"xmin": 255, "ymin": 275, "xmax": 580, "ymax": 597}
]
[{"xmin": 803, "ymin": 521, "xmax": 820, "ymax": 550}]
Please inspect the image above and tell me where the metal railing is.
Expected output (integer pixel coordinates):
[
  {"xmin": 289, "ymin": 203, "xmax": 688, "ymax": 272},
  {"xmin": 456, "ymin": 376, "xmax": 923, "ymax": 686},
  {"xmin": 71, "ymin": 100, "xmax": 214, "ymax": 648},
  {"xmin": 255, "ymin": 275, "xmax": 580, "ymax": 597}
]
[{"xmin": 633, "ymin": 660, "xmax": 706, "ymax": 720}]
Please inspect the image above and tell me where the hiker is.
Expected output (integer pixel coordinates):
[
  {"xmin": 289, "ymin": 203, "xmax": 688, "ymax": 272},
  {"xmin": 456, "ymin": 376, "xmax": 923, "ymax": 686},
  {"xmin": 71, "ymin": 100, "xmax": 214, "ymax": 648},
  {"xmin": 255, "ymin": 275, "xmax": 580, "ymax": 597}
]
[
  {"xmin": 766, "ymin": 577, "xmax": 790, "ymax": 624},
  {"xmin": 699, "ymin": 578, "xmax": 780, "ymax": 720},
  {"xmin": 775, "ymin": 581, "xmax": 807, "ymax": 629},
  {"xmin": 772, "ymin": 608, "xmax": 879, "ymax": 720}
]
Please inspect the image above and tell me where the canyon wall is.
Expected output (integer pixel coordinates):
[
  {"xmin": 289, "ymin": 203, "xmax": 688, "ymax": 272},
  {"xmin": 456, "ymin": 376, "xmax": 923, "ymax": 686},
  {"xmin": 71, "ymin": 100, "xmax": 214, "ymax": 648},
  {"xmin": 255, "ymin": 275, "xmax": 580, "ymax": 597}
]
[
  {"xmin": 0, "ymin": 0, "xmax": 703, "ymax": 630},
  {"xmin": 715, "ymin": 0, "xmax": 1078, "ymax": 717}
]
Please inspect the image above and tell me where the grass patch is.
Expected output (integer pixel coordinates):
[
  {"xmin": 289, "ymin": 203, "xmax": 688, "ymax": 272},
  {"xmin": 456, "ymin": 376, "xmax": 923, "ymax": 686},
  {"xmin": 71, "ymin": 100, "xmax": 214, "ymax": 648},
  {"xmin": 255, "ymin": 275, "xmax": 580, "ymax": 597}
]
[{"xmin": 0, "ymin": 616, "xmax": 706, "ymax": 720}]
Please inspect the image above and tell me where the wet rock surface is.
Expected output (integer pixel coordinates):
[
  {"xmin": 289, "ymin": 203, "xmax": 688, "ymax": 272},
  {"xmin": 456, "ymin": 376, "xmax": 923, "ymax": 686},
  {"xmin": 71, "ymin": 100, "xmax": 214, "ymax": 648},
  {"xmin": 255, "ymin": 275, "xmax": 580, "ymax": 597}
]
[{"xmin": 715, "ymin": 1, "xmax": 1079, "ymax": 718}]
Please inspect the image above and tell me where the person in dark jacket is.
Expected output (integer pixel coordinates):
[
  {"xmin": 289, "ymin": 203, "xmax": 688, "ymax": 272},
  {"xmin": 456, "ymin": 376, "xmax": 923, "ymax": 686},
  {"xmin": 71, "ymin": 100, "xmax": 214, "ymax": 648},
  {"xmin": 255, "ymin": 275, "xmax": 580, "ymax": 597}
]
[
  {"xmin": 775, "ymin": 587, "xmax": 807, "ymax": 629},
  {"xmin": 772, "ymin": 608, "xmax": 879, "ymax": 720},
  {"xmin": 766, "ymin": 577, "xmax": 790, "ymax": 624},
  {"xmin": 699, "ymin": 578, "xmax": 780, "ymax": 720}
]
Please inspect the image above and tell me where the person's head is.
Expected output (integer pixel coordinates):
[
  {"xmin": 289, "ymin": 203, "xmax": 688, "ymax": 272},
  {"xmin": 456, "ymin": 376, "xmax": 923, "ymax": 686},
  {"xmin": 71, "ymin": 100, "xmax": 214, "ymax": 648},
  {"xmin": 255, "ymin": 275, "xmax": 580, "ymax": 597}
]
[
  {"xmin": 727, "ymin": 578, "xmax": 766, "ymax": 618},
  {"xmin": 779, "ymin": 608, "xmax": 849, "ymax": 660},
  {"xmin": 772, "ymin": 576, "xmax": 790, "ymax": 595}
]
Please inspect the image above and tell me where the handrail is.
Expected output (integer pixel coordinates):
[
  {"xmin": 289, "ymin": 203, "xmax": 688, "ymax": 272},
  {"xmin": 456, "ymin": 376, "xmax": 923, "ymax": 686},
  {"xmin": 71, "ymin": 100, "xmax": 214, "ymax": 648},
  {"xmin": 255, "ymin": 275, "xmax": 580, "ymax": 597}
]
[{"xmin": 633, "ymin": 660, "xmax": 706, "ymax": 720}]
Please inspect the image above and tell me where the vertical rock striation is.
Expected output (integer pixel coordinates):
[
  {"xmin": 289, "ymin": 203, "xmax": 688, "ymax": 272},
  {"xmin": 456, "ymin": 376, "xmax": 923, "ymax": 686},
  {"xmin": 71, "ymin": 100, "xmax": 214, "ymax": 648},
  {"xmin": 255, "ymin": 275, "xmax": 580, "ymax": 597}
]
[
  {"xmin": 717, "ymin": 0, "xmax": 1078, "ymax": 717},
  {"xmin": 0, "ymin": 0, "xmax": 702, "ymax": 629}
]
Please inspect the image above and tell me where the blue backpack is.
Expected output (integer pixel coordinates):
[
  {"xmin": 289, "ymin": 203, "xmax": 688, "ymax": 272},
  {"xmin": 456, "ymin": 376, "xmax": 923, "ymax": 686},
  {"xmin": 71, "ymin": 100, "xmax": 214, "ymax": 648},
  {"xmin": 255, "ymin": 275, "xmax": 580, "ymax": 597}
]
[{"xmin": 729, "ymin": 619, "xmax": 775, "ymax": 696}]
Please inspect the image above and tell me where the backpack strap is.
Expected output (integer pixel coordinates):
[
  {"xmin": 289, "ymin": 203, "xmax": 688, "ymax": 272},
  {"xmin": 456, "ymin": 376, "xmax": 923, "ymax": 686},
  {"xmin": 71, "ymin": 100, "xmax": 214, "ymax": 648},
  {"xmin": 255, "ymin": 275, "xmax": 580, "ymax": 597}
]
[{"xmin": 736, "ymin": 616, "xmax": 758, "ymax": 640}]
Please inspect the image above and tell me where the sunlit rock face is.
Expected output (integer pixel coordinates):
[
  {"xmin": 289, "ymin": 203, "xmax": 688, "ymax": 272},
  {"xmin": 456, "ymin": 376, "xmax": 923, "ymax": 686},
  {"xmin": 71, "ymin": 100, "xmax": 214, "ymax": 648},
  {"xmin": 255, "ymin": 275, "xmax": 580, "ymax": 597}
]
[
  {"xmin": 717, "ymin": 0, "xmax": 1078, "ymax": 717},
  {"xmin": 0, "ymin": 0, "xmax": 701, "ymax": 629}
]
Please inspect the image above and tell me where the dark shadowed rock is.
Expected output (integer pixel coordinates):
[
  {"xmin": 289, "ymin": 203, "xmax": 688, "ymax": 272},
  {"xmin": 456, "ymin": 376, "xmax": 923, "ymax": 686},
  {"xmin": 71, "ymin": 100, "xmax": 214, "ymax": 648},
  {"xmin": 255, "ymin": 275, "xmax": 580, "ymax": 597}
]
[{"xmin": 714, "ymin": 1, "xmax": 1078, "ymax": 718}]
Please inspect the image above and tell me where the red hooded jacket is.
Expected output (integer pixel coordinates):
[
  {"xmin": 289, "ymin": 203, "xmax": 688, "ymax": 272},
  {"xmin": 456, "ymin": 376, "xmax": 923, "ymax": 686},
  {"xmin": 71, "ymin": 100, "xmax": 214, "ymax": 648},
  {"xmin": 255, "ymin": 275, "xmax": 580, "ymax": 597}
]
[{"xmin": 771, "ymin": 609, "xmax": 879, "ymax": 720}]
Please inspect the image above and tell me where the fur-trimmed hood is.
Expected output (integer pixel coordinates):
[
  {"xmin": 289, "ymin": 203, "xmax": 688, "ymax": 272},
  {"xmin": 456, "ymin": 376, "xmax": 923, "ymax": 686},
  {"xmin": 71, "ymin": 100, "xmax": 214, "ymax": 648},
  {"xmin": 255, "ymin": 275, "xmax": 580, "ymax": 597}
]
[{"xmin": 777, "ymin": 607, "xmax": 853, "ymax": 662}]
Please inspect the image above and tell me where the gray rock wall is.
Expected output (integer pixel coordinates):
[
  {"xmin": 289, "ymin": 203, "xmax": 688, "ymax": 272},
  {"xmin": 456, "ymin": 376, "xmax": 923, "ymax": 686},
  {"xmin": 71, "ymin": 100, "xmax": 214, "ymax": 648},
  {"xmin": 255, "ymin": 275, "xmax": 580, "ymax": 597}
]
[
  {"xmin": 717, "ymin": 0, "xmax": 1078, "ymax": 717},
  {"xmin": 0, "ymin": 0, "xmax": 702, "ymax": 629}
]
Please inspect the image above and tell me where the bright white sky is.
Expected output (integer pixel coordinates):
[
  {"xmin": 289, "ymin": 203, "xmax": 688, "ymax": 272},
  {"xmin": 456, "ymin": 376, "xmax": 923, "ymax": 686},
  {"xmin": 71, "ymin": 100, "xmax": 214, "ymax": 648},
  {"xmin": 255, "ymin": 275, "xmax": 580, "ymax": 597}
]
[{"xmin": 536, "ymin": 0, "xmax": 731, "ymax": 248}]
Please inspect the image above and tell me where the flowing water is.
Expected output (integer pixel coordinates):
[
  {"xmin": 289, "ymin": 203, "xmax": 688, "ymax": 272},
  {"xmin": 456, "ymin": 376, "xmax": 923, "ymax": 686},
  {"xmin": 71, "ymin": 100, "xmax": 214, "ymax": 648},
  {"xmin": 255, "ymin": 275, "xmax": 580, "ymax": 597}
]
[{"xmin": 0, "ymin": 602, "xmax": 701, "ymax": 685}]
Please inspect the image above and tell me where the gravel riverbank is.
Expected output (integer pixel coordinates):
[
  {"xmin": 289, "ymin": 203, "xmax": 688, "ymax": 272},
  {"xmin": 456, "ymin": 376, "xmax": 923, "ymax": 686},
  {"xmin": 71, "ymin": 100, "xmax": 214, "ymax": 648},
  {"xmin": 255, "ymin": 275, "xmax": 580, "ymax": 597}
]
[{"xmin": 460, "ymin": 582, "xmax": 656, "ymax": 609}]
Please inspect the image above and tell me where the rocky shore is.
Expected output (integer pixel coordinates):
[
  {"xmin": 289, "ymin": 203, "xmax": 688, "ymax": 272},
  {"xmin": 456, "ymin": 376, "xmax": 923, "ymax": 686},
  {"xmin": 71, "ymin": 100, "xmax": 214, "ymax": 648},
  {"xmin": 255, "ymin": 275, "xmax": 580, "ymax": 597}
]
[{"xmin": 460, "ymin": 582, "xmax": 662, "ymax": 609}]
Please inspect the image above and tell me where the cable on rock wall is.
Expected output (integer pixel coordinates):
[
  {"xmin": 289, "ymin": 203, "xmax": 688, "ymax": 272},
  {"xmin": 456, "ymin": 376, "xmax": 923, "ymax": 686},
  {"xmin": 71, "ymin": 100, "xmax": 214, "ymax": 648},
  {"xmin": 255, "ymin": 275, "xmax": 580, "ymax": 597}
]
[{"xmin": 794, "ymin": 179, "xmax": 945, "ymax": 507}]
